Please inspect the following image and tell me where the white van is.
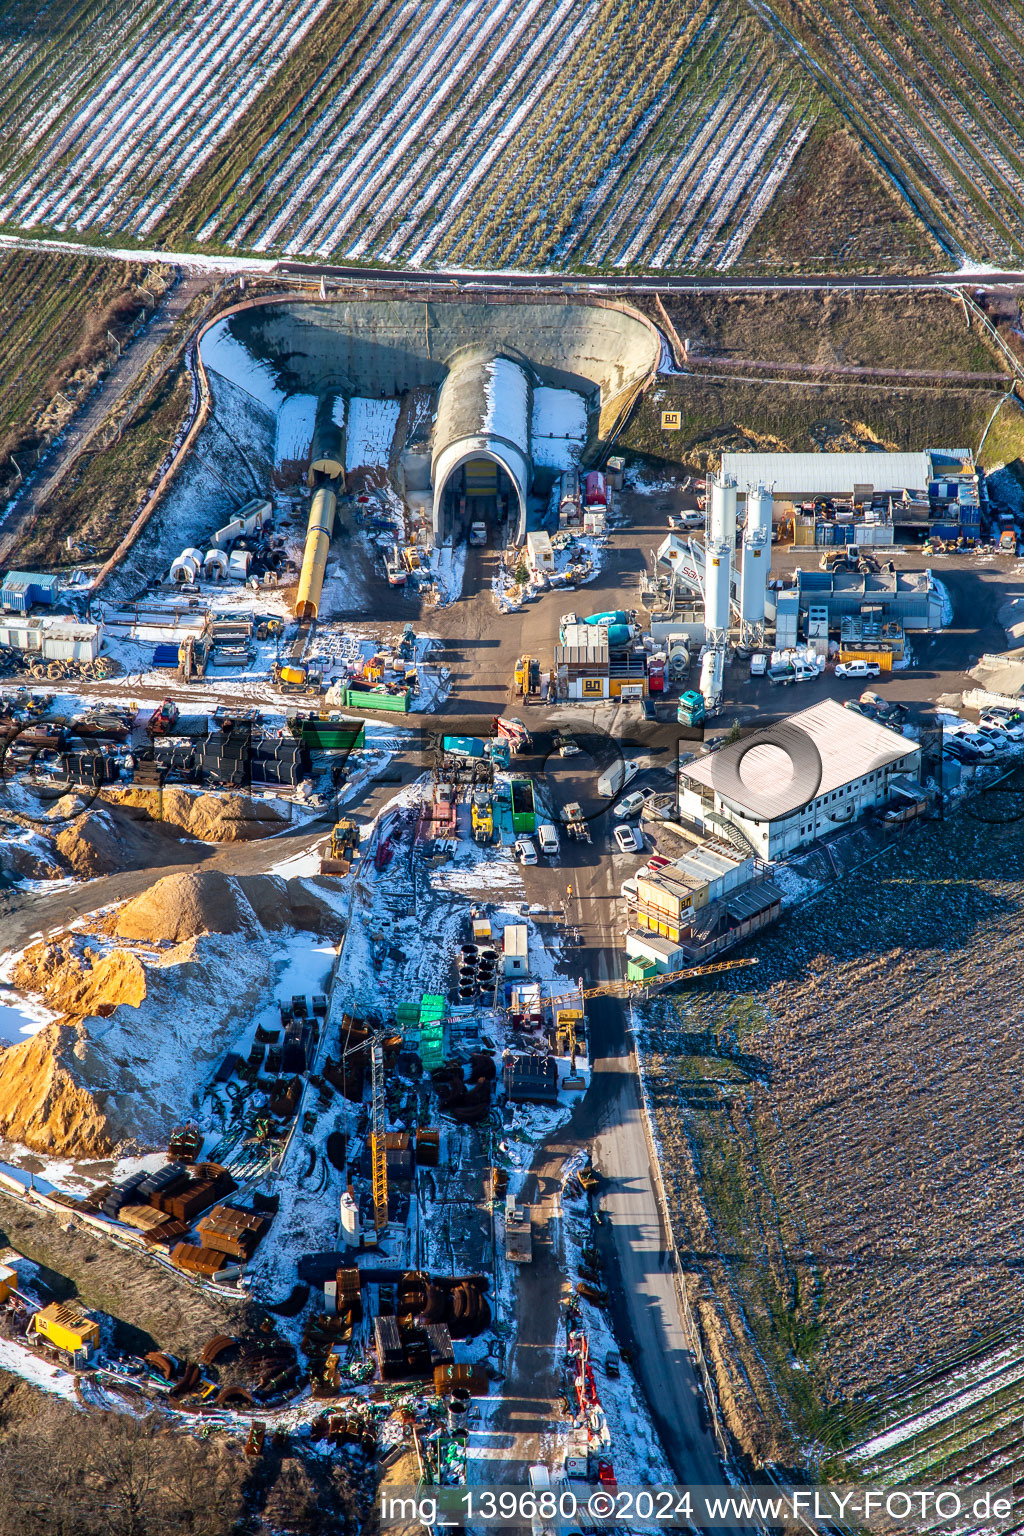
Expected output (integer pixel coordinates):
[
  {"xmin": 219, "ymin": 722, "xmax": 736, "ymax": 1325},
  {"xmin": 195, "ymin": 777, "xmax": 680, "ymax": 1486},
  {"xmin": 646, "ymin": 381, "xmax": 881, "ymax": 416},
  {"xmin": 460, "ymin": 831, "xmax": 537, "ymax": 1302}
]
[
  {"xmin": 537, "ymin": 822, "xmax": 560, "ymax": 858},
  {"xmin": 597, "ymin": 758, "xmax": 639, "ymax": 798}
]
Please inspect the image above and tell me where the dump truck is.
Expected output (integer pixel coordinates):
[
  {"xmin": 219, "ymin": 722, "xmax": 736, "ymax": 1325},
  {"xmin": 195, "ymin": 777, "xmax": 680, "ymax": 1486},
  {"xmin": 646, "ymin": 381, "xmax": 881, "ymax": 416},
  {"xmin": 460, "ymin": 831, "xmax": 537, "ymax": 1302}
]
[
  {"xmin": 320, "ymin": 820, "xmax": 360, "ymax": 876},
  {"xmin": 505, "ymin": 1196, "xmax": 533, "ymax": 1263},
  {"xmin": 471, "ymin": 791, "xmax": 494, "ymax": 844}
]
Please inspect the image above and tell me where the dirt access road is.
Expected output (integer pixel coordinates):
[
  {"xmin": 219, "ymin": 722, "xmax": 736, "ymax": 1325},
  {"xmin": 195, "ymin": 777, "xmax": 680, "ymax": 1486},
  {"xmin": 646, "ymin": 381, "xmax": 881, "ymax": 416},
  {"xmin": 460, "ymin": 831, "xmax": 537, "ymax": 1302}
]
[{"xmin": 0, "ymin": 266, "xmax": 217, "ymax": 565}]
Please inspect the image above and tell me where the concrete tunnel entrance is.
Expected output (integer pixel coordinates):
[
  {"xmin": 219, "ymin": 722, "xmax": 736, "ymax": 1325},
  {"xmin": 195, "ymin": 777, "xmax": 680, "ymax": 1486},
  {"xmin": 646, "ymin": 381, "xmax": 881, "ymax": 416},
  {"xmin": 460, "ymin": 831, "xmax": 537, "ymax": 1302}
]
[{"xmin": 433, "ymin": 452, "xmax": 526, "ymax": 545}]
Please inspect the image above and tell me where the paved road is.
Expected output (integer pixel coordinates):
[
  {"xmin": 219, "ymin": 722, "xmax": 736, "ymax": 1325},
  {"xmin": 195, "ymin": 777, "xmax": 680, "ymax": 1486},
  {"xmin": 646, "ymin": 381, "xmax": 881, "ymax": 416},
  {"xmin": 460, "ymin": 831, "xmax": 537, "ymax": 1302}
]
[
  {"xmin": 278, "ymin": 258, "xmax": 1024, "ymax": 294},
  {"xmin": 482, "ymin": 706, "xmax": 730, "ymax": 1487},
  {"xmin": 0, "ymin": 267, "xmax": 216, "ymax": 563},
  {"xmin": 4, "ymin": 230, "xmax": 1024, "ymax": 294}
]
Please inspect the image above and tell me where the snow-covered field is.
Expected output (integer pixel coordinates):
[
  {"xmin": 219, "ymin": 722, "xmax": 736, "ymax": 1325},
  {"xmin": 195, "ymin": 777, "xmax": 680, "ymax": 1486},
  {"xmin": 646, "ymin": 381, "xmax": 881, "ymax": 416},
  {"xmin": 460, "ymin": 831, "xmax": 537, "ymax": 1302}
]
[{"xmin": 0, "ymin": 0, "xmax": 814, "ymax": 270}]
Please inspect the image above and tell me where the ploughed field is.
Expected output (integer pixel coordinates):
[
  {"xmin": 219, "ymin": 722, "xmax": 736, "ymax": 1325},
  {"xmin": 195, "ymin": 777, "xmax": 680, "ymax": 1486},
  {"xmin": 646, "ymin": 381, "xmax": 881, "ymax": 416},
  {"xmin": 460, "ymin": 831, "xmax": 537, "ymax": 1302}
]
[
  {"xmin": 0, "ymin": 0, "xmax": 949, "ymax": 270},
  {"xmin": 639, "ymin": 804, "xmax": 1024, "ymax": 1499}
]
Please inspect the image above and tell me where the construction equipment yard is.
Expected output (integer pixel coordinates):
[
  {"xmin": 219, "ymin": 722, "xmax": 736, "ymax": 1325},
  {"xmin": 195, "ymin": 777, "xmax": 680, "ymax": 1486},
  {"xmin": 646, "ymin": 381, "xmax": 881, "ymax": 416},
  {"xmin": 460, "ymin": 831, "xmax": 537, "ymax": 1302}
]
[{"xmin": 2, "ymin": 270, "xmax": 1024, "ymax": 1536}]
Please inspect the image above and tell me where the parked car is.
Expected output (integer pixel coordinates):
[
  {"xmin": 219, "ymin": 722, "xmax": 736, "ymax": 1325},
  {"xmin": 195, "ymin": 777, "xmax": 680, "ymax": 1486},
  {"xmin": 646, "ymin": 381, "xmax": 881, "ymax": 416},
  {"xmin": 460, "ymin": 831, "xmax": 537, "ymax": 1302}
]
[
  {"xmin": 620, "ymin": 878, "xmax": 638, "ymax": 903},
  {"xmin": 835, "ymin": 660, "xmax": 881, "ymax": 679},
  {"xmin": 614, "ymin": 824, "xmax": 644, "ymax": 854},
  {"xmin": 675, "ymin": 509, "xmax": 705, "ymax": 527},
  {"xmin": 749, "ymin": 654, "xmax": 768, "ymax": 677},
  {"xmin": 944, "ymin": 736, "xmax": 990, "ymax": 762},
  {"xmin": 604, "ymin": 1350, "xmax": 620, "ymax": 1377},
  {"xmin": 614, "ymin": 789, "xmax": 646, "ymax": 819},
  {"xmin": 981, "ymin": 710, "xmax": 1024, "ymax": 734},
  {"xmin": 975, "ymin": 725, "xmax": 1011, "ymax": 749},
  {"xmin": 515, "ymin": 837, "xmax": 538, "ymax": 865}
]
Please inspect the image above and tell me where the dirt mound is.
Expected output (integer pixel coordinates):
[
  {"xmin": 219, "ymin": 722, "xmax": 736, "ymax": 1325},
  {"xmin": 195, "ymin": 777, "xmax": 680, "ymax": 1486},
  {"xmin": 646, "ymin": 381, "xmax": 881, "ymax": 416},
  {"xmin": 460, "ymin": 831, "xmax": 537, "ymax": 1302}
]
[
  {"xmin": 0, "ymin": 837, "xmax": 64, "ymax": 882},
  {"xmin": 106, "ymin": 787, "xmax": 285, "ymax": 842},
  {"xmin": 236, "ymin": 874, "xmax": 345, "ymax": 938},
  {"xmin": 113, "ymin": 870, "xmax": 257, "ymax": 944},
  {"xmin": 11, "ymin": 938, "xmax": 148, "ymax": 1016},
  {"xmin": 0, "ymin": 1025, "xmax": 112, "ymax": 1154}
]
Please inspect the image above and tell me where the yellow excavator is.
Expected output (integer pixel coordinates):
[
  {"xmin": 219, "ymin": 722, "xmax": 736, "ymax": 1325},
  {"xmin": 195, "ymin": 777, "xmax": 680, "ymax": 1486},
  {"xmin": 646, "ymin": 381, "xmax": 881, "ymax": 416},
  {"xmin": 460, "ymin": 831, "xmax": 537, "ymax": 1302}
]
[
  {"xmin": 514, "ymin": 655, "xmax": 540, "ymax": 700},
  {"xmin": 319, "ymin": 819, "xmax": 360, "ymax": 876}
]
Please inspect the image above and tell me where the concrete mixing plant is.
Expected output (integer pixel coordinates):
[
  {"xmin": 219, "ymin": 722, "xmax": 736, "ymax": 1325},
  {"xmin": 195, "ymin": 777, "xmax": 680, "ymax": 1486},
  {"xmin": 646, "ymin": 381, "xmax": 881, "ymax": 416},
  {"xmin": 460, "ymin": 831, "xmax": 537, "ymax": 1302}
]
[
  {"xmin": 739, "ymin": 484, "xmax": 772, "ymax": 648},
  {"xmin": 699, "ymin": 474, "xmax": 737, "ymax": 713}
]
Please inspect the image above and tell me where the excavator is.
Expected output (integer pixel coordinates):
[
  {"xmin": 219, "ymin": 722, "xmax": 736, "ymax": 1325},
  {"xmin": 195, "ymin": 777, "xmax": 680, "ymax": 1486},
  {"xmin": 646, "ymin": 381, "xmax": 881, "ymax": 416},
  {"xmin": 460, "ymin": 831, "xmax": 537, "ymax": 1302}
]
[
  {"xmin": 514, "ymin": 655, "xmax": 540, "ymax": 701},
  {"xmin": 319, "ymin": 819, "xmax": 360, "ymax": 876}
]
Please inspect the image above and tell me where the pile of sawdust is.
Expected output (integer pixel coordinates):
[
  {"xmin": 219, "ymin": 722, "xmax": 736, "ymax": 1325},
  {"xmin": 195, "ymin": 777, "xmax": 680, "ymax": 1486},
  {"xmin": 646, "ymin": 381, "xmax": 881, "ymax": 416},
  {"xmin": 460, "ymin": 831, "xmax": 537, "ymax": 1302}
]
[
  {"xmin": 112, "ymin": 869, "xmax": 258, "ymax": 943},
  {"xmin": 105, "ymin": 787, "xmax": 286, "ymax": 842}
]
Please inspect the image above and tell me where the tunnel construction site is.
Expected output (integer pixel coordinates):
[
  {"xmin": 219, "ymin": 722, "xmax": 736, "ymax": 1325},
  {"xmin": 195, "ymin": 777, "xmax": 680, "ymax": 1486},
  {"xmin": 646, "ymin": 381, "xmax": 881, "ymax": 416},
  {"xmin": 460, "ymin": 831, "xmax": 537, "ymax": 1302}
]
[{"xmin": 196, "ymin": 290, "xmax": 661, "ymax": 620}]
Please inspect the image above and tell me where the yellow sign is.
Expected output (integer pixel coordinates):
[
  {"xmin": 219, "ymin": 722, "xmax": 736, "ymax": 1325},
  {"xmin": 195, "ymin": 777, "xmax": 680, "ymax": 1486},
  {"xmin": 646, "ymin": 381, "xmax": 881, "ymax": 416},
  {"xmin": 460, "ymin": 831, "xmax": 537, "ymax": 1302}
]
[{"xmin": 661, "ymin": 410, "xmax": 681, "ymax": 430}]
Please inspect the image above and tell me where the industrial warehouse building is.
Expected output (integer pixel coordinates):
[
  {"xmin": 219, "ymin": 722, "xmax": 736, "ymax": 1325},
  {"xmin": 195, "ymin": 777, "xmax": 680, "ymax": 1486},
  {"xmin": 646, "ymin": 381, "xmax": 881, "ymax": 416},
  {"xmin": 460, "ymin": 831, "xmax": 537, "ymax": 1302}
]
[
  {"xmin": 677, "ymin": 699, "xmax": 922, "ymax": 858},
  {"xmin": 721, "ymin": 448, "xmax": 982, "ymax": 545},
  {"xmin": 773, "ymin": 567, "xmax": 947, "ymax": 664}
]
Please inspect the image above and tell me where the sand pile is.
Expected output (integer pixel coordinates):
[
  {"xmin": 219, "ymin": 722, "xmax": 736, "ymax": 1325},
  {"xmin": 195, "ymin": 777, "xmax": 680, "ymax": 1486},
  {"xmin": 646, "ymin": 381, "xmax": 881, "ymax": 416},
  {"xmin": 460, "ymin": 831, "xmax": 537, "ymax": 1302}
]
[
  {"xmin": 0, "ymin": 873, "xmax": 342, "ymax": 1153},
  {"xmin": 0, "ymin": 1026, "xmax": 112, "ymax": 1154},
  {"xmin": 10, "ymin": 938, "xmax": 148, "ymax": 1016},
  {"xmin": 0, "ymin": 836, "xmax": 64, "ymax": 882},
  {"xmin": 106, "ymin": 787, "xmax": 286, "ymax": 842},
  {"xmin": 113, "ymin": 869, "xmax": 258, "ymax": 943}
]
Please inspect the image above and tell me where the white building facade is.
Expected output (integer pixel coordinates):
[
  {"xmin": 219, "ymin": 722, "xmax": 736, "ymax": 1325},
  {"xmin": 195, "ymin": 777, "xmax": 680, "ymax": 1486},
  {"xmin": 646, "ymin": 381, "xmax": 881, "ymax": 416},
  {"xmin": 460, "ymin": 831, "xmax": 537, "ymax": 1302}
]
[{"xmin": 677, "ymin": 698, "xmax": 921, "ymax": 859}]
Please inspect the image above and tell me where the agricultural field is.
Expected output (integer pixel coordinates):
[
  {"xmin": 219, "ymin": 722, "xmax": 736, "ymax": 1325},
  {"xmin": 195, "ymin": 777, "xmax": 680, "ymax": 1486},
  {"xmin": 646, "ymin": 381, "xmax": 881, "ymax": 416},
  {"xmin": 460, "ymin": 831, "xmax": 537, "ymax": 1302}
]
[
  {"xmin": 639, "ymin": 807, "xmax": 1024, "ymax": 1501},
  {"xmin": 0, "ymin": 247, "xmax": 165, "ymax": 501},
  {"xmin": 753, "ymin": 0, "xmax": 1024, "ymax": 264},
  {"xmin": 0, "ymin": 0, "xmax": 940, "ymax": 272}
]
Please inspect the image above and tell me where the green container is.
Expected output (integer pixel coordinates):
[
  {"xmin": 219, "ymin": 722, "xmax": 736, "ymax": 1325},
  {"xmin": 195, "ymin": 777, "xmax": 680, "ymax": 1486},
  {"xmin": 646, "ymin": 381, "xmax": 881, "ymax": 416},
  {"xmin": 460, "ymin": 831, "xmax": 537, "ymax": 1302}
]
[
  {"xmin": 510, "ymin": 778, "xmax": 535, "ymax": 834},
  {"xmin": 396, "ymin": 1002, "xmax": 421, "ymax": 1024},
  {"xmin": 627, "ymin": 958, "xmax": 658, "ymax": 982},
  {"xmin": 341, "ymin": 686, "xmax": 410, "ymax": 714},
  {"xmin": 420, "ymin": 994, "xmax": 445, "ymax": 1023}
]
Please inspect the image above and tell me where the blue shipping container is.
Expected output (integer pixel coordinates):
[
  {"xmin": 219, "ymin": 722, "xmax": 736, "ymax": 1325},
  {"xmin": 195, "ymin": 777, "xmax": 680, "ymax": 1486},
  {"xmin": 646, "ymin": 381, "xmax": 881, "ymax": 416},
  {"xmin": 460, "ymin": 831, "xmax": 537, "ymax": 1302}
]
[{"xmin": 0, "ymin": 571, "xmax": 59, "ymax": 612}]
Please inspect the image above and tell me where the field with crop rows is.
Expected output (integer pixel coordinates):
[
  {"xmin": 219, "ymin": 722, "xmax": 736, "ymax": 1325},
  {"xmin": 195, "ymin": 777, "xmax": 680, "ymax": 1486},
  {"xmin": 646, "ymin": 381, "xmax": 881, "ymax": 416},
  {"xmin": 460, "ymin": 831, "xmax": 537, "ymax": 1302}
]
[
  {"xmin": 0, "ymin": 246, "xmax": 158, "ymax": 490},
  {"xmin": 752, "ymin": 0, "xmax": 1024, "ymax": 262},
  {"xmin": 0, "ymin": 0, "xmax": 844, "ymax": 272},
  {"xmin": 0, "ymin": 0, "xmax": 336, "ymax": 238},
  {"xmin": 160, "ymin": 0, "xmax": 828, "ymax": 271},
  {"xmin": 640, "ymin": 809, "xmax": 1024, "ymax": 1495}
]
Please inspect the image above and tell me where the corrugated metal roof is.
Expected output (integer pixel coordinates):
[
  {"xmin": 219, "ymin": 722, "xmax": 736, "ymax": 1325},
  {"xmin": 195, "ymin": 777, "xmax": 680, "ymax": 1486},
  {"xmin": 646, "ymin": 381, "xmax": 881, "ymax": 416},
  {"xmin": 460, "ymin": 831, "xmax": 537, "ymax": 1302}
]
[
  {"xmin": 725, "ymin": 883, "xmax": 781, "ymax": 921},
  {"xmin": 680, "ymin": 698, "xmax": 916, "ymax": 819},
  {"xmin": 722, "ymin": 451, "xmax": 933, "ymax": 497},
  {"xmin": 1, "ymin": 570, "xmax": 58, "ymax": 592}
]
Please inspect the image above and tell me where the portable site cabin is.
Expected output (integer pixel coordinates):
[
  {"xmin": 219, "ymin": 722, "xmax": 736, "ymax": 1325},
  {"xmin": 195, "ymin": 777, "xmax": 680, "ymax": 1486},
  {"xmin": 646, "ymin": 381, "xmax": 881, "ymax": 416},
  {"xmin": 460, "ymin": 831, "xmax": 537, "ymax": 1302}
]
[
  {"xmin": 0, "ymin": 571, "xmax": 58, "ymax": 612},
  {"xmin": 525, "ymin": 531, "xmax": 554, "ymax": 577},
  {"xmin": 33, "ymin": 1301, "xmax": 100, "ymax": 1359},
  {"xmin": 503, "ymin": 923, "xmax": 528, "ymax": 977}
]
